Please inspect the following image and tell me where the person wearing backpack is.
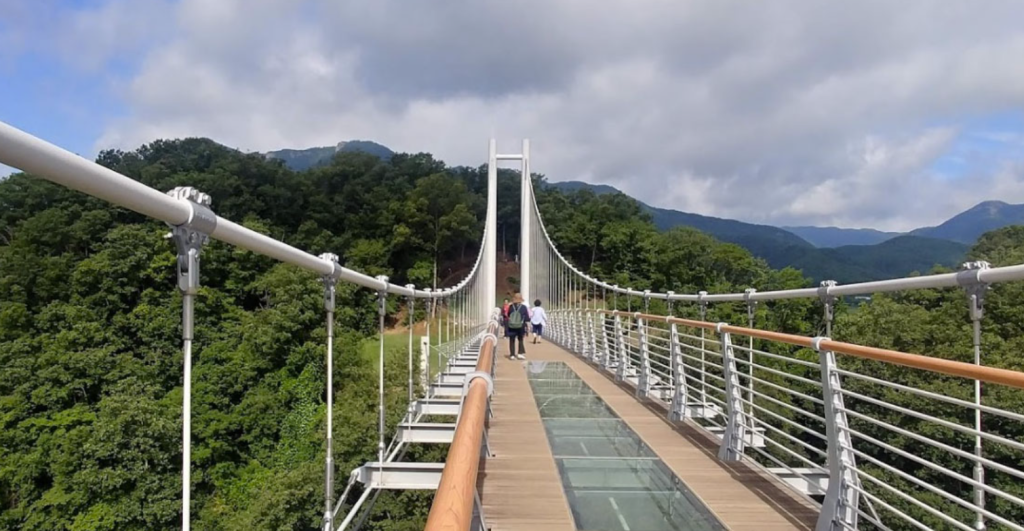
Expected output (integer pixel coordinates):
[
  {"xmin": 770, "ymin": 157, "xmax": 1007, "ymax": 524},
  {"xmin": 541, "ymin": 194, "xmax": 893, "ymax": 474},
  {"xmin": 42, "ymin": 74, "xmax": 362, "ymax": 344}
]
[{"xmin": 504, "ymin": 293, "xmax": 531, "ymax": 359}]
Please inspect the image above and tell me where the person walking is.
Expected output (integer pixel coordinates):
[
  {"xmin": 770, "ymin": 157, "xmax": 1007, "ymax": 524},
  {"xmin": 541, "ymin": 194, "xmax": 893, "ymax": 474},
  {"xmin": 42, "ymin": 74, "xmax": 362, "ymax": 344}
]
[
  {"xmin": 504, "ymin": 293, "xmax": 530, "ymax": 359},
  {"xmin": 530, "ymin": 299, "xmax": 547, "ymax": 344}
]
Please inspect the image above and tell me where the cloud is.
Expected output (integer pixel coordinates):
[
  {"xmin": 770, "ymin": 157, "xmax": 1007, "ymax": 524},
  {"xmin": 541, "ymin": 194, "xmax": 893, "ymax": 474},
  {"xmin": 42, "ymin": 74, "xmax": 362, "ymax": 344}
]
[{"xmin": 53, "ymin": 0, "xmax": 1024, "ymax": 230}]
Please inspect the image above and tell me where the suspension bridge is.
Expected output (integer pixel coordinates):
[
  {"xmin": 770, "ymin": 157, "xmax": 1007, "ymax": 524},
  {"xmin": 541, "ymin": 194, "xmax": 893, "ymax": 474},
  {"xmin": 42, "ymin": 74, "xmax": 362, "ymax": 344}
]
[{"xmin": 2, "ymin": 122, "xmax": 1024, "ymax": 531}]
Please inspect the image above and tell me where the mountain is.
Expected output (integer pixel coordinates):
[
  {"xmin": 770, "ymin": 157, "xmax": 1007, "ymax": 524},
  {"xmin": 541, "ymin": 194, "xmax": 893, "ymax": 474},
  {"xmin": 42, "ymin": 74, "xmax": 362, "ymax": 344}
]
[
  {"xmin": 548, "ymin": 180, "xmax": 969, "ymax": 282},
  {"xmin": 765, "ymin": 235, "xmax": 969, "ymax": 284},
  {"xmin": 910, "ymin": 201, "xmax": 1024, "ymax": 244},
  {"xmin": 549, "ymin": 181, "xmax": 814, "ymax": 259},
  {"xmin": 265, "ymin": 140, "xmax": 394, "ymax": 171},
  {"xmin": 783, "ymin": 226, "xmax": 901, "ymax": 248}
]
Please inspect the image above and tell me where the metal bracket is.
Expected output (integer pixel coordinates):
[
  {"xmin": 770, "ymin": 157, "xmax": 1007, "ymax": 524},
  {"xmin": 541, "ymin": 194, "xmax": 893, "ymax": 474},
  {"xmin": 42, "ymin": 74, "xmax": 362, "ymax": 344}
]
[
  {"xmin": 636, "ymin": 315, "xmax": 651, "ymax": 398},
  {"xmin": 643, "ymin": 290, "xmax": 651, "ymax": 313},
  {"xmin": 165, "ymin": 187, "xmax": 216, "ymax": 295},
  {"xmin": 668, "ymin": 322, "xmax": 687, "ymax": 421},
  {"xmin": 716, "ymin": 324, "xmax": 746, "ymax": 461},
  {"xmin": 463, "ymin": 371, "xmax": 494, "ymax": 397},
  {"xmin": 321, "ymin": 253, "xmax": 340, "ymax": 311},
  {"xmin": 818, "ymin": 280, "xmax": 838, "ymax": 336},
  {"xmin": 614, "ymin": 314, "xmax": 627, "ymax": 381},
  {"xmin": 355, "ymin": 462, "xmax": 445, "ymax": 490},
  {"xmin": 958, "ymin": 261, "xmax": 990, "ymax": 320},
  {"xmin": 376, "ymin": 275, "xmax": 390, "ymax": 315},
  {"xmin": 666, "ymin": 291, "xmax": 675, "ymax": 316},
  {"xmin": 744, "ymin": 288, "xmax": 757, "ymax": 325},
  {"xmin": 813, "ymin": 336, "xmax": 861, "ymax": 531},
  {"xmin": 698, "ymin": 291, "xmax": 708, "ymax": 320}
]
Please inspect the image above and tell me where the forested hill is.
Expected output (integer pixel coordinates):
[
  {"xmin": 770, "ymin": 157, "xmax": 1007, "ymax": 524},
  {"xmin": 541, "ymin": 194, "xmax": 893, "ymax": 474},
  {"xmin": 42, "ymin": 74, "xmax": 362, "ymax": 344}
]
[
  {"xmin": 549, "ymin": 180, "xmax": 968, "ymax": 282},
  {"xmin": 3, "ymin": 137, "xmax": 1024, "ymax": 530}
]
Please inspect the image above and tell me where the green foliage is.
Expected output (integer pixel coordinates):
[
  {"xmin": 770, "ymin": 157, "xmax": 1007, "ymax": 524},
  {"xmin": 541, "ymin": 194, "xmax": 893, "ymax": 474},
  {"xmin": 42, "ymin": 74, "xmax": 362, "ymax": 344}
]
[{"xmin": 0, "ymin": 140, "xmax": 486, "ymax": 531}]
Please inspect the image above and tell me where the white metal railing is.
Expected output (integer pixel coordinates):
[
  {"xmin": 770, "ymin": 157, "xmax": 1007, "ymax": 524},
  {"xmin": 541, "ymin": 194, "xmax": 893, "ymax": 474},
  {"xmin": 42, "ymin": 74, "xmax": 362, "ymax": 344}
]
[
  {"xmin": 548, "ymin": 309, "xmax": 1024, "ymax": 531},
  {"xmin": 0, "ymin": 121, "xmax": 496, "ymax": 531},
  {"xmin": 521, "ymin": 165, "xmax": 1024, "ymax": 530}
]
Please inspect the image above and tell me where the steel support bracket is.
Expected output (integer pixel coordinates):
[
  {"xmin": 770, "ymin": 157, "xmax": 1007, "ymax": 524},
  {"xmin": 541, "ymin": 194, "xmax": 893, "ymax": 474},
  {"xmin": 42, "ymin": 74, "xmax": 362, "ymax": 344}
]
[
  {"xmin": 669, "ymin": 322, "xmax": 688, "ymax": 421},
  {"xmin": 716, "ymin": 323, "xmax": 746, "ymax": 461},
  {"xmin": 814, "ymin": 336, "xmax": 861, "ymax": 531},
  {"xmin": 165, "ymin": 187, "xmax": 216, "ymax": 296},
  {"xmin": 958, "ymin": 261, "xmax": 990, "ymax": 320},
  {"xmin": 355, "ymin": 462, "xmax": 446, "ymax": 490},
  {"xmin": 636, "ymin": 313, "xmax": 651, "ymax": 398},
  {"xmin": 614, "ymin": 314, "xmax": 627, "ymax": 381}
]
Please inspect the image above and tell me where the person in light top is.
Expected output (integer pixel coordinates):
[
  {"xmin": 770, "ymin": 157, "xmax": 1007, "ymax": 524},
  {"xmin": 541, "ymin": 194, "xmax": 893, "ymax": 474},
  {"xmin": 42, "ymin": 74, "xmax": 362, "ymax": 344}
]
[{"xmin": 530, "ymin": 299, "xmax": 547, "ymax": 344}]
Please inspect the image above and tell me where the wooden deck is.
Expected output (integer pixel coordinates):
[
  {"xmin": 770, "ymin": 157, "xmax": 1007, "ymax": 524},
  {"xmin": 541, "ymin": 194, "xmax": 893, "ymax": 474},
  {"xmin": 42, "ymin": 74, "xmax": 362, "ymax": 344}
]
[
  {"xmin": 478, "ymin": 337, "xmax": 818, "ymax": 530},
  {"xmin": 478, "ymin": 338, "xmax": 577, "ymax": 531}
]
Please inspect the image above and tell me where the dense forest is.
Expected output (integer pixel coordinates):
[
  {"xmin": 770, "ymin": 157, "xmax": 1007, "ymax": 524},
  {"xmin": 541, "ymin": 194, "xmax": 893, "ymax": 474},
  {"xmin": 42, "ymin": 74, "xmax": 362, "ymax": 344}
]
[{"xmin": 1, "ymin": 138, "xmax": 1023, "ymax": 530}]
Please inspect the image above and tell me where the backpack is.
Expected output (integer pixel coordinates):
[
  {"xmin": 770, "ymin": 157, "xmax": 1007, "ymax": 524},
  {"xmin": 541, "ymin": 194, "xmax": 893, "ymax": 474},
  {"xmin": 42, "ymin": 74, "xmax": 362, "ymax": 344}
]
[{"xmin": 507, "ymin": 304, "xmax": 524, "ymax": 330}]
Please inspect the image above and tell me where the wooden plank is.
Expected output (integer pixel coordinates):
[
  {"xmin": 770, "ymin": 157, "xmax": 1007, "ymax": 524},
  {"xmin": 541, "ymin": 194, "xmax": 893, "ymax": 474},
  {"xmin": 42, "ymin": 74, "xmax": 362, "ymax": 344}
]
[
  {"xmin": 478, "ymin": 339, "xmax": 576, "ymax": 531},
  {"xmin": 527, "ymin": 340, "xmax": 819, "ymax": 531}
]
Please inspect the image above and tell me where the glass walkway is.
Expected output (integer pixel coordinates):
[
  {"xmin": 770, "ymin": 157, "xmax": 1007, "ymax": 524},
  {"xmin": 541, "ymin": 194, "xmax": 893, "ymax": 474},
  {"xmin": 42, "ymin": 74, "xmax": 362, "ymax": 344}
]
[{"xmin": 526, "ymin": 361, "xmax": 725, "ymax": 531}]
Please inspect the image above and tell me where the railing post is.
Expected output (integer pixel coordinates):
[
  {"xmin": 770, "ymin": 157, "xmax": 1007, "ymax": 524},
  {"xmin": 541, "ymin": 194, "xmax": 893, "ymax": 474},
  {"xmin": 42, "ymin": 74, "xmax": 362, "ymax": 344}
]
[
  {"xmin": 698, "ymin": 291, "xmax": 709, "ymax": 406},
  {"xmin": 165, "ymin": 186, "xmax": 215, "ymax": 531},
  {"xmin": 958, "ymin": 261, "xmax": 990, "ymax": 531},
  {"xmin": 614, "ymin": 313, "xmax": 627, "ymax": 382},
  {"xmin": 424, "ymin": 288, "xmax": 433, "ymax": 389},
  {"xmin": 743, "ymin": 288, "xmax": 757, "ymax": 427},
  {"xmin": 587, "ymin": 309, "xmax": 598, "ymax": 363},
  {"xmin": 405, "ymin": 285, "xmax": 416, "ymax": 416},
  {"xmin": 814, "ymin": 337, "xmax": 860, "ymax": 531},
  {"xmin": 375, "ymin": 276, "xmax": 389, "ymax": 464},
  {"xmin": 599, "ymin": 311, "xmax": 611, "ymax": 368},
  {"xmin": 320, "ymin": 253, "xmax": 340, "ymax": 531},
  {"xmin": 716, "ymin": 323, "xmax": 746, "ymax": 461},
  {"xmin": 636, "ymin": 313, "xmax": 651, "ymax": 398},
  {"xmin": 669, "ymin": 322, "xmax": 688, "ymax": 421}
]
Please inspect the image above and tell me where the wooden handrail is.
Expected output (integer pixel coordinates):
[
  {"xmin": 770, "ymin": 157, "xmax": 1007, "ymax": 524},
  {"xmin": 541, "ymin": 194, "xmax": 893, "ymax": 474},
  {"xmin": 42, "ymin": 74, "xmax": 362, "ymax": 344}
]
[
  {"xmin": 423, "ymin": 323, "xmax": 498, "ymax": 531},
  {"xmin": 595, "ymin": 310, "xmax": 1024, "ymax": 390}
]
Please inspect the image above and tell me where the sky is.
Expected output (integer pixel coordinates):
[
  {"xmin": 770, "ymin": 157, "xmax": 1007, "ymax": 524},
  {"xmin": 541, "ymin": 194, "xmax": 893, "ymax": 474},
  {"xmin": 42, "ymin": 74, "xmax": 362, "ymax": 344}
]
[{"xmin": 2, "ymin": 0, "xmax": 1024, "ymax": 232}]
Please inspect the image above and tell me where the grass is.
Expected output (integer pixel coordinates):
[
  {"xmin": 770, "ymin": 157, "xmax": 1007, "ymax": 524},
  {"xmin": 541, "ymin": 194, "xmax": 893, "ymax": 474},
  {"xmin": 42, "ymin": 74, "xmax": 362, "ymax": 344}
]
[{"xmin": 357, "ymin": 327, "xmax": 457, "ymax": 379}]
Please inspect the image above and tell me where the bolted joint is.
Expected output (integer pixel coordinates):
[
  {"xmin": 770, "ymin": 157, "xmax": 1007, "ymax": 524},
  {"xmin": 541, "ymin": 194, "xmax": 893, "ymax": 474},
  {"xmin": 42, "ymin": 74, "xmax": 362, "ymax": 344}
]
[
  {"xmin": 958, "ymin": 261, "xmax": 991, "ymax": 321},
  {"xmin": 165, "ymin": 186, "xmax": 216, "ymax": 295},
  {"xmin": 376, "ymin": 275, "xmax": 389, "ymax": 315},
  {"xmin": 818, "ymin": 280, "xmax": 838, "ymax": 323},
  {"xmin": 320, "ymin": 253, "xmax": 340, "ymax": 312},
  {"xmin": 643, "ymin": 290, "xmax": 651, "ymax": 312},
  {"xmin": 698, "ymin": 291, "xmax": 708, "ymax": 319},
  {"xmin": 666, "ymin": 291, "xmax": 675, "ymax": 316},
  {"xmin": 743, "ymin": 288, "xmax": 758, "ymax": 323}
]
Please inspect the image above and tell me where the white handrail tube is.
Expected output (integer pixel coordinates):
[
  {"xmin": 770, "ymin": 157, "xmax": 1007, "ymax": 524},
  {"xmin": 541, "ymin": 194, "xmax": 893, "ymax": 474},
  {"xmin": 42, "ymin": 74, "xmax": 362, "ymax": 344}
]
[{"xmin": 0, "ymin": 120, "xmax": 468, "ymax": 299}]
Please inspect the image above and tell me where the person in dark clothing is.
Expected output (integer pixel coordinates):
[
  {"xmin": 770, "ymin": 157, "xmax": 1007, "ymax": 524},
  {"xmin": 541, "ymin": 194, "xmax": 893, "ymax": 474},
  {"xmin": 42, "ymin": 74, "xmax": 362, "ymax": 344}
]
[{"xmin": 504, "ymin": 293, "xmax": 531, "ymax": 359}]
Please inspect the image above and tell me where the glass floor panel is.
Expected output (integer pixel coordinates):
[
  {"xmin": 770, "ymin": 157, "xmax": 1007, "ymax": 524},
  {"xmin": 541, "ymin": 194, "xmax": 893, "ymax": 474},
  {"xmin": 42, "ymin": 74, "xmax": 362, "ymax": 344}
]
[
  {"xmin": 569, "ymin": 490, "xmax": 723, "ymax": 531},
  {"xmin": 529, "ymin": 379, "xmax": 597, "ymax": 395},
  {"xmin": 550, "ymin": 435, "xmax": 657, "ymax": 459},
  {"xmin": 545, "ymin": 419, "xmax": 636, "ymax": 439},
  {"xmin": 526, "ymin": 361, "xmax": 725, "ymax": 531},
  {"xmin": 534, "ymin": 394, "xmax": 617, "ymax": 419}
]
